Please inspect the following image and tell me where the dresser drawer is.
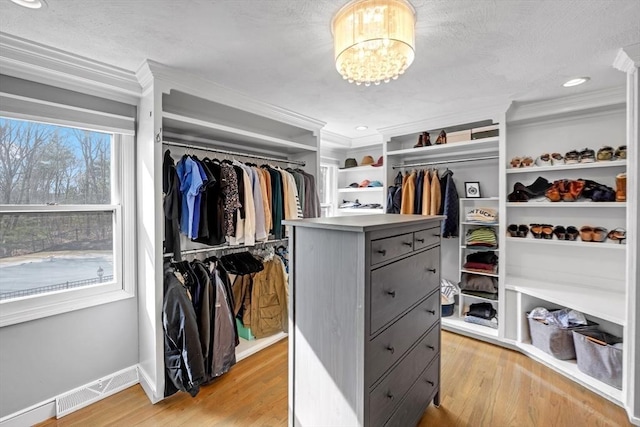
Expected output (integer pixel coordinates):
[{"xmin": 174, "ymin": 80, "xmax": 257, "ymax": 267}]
[
  {"xmin": 413, "ymin": 227, "xmax": 441, "ymax": 250},
  {"xmin": 384, "ymin": 358, "xmax": 439, "ymax": 427},
  {"xmin": 367, "ymin": 292, "xmax": 440, "ymax": 385},
  {"xmin": 369, "ymin": 327, "xmax": 440, "ymax": 427},
  {"xmin": 370, "ymin": 248, "xmax": 439, "ymax": 334},
  {"xmin": 370, "ymin": 233, "xmax": 414, "ymax": 265}
]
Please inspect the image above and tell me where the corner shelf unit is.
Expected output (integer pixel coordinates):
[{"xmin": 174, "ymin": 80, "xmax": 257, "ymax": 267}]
[{"xmin": 336, "ymin": 162, "xmax": 385, "ymax": 216}]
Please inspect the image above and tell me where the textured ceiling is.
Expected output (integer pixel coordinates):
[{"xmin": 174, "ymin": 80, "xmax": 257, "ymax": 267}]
[{"xmin": 0, "ymin": 0, "xmax": 639, "ymax": 140}]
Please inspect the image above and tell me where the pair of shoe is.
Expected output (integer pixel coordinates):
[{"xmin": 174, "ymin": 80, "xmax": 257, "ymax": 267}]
[
  {"xmin": 507, "ymin": 224, "xmax": 529, "ymax": 238},
  {"xmin": 507, "ymin": 177, "xmax": 551, "ymax": 202},
  {"xmin": 580, "ymin": 226, "xmax": 608, "ymax": 242},
  {"xmin": 545, "ymin": 179, "xmax": 585, "ymax": 202},
  {"xmin": 607, "ymin": 228, "xmax": 626, "ymax": 244},
  {"xmin": 565, "ymin": 148, "xmax": 595, "ymax": 164},
  {"xmin": 530, "ymin": 224, "xmax": 554, "ymax": 239},
  {"xmin": 535, "ymin": 153, "xmax": 564, "ymax": 166},
  {"xmin": 551, "ymin": 225, "xmax": 579, "ymax": 241},
  {"xmin": 510, "ymin": 156, "xmax": 534, "ymax": 168}
]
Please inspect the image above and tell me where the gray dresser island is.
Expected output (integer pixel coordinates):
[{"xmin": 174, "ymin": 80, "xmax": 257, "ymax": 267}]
[{"xmin": 283, "ymin": 214, "xmax": 444, "ymax": 427}]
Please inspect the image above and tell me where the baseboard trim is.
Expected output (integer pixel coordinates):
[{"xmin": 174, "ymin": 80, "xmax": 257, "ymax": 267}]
[
  {"xmin": 0, "ymin": 399, "xmax": 55, "ymax": 427},
  {"xmin": 137, "ymin": 364, "xmax": 163, "ymax": 404}
]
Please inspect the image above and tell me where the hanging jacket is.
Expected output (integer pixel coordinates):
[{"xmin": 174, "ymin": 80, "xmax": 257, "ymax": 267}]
[
  {"xmin": 421, "ymin": 170, "xmax": 431, "ymax": 216},
  {"xmin": 163, "ymin": 150, "xmax": 182, "ymax": 259},
  {"xmin": 430, "ymin": 170, "xmax": 441, "ymax": 215},
  {"xmin": 210, "ymin": 268, "xmax": 237, "ymax": 378},
  {"xmin": 400, "ymin": 171, "xmax": 416, "ymax": 214},
  {"xmin": 163, "ymin": 262, "xmax": 205, "ymax": 398},
  {"xmin": 414, "ymin": 170, "xmax": 424, "ymax": 214},
  {"xmin": 440, "ymin": 169, "xmax": 459, "ymax": 237},
  {"xmin": 250, "ymin": 257, "xmax": 288, "ymax": 338}
]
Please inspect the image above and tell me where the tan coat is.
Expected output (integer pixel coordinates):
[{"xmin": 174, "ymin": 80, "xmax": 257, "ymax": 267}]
[
  {"xmin": 430, "ymin": 170, "xmax": 441, "ymax": 215},
  {"xmin": 400, "ymin": 171, "xmax": 416, "ymax": 214},
  {"xmin": 250, "ymin": 257, "xmax": 288, "ymax": 338}
]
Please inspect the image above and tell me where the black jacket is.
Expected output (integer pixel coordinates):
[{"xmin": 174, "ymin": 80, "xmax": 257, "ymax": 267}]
[{"xmin": 163, "ymin": 262, "xmax": 206, "ymax": 397}]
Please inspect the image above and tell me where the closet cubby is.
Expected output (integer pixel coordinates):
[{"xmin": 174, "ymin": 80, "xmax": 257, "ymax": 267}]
[{"xmin": 135, "ymin": 61, "xmax": 322, "ymax": 403}]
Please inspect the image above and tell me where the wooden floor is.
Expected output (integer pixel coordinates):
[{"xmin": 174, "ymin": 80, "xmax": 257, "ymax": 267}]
[{"xmin": 38, "ymin": 331, "xmax": 632, "ymax": 427}]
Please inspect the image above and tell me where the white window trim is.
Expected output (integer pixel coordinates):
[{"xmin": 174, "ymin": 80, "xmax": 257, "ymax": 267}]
[{"xmin": 0, "ymin": 129, "xmax": 136, "ymax": 327}]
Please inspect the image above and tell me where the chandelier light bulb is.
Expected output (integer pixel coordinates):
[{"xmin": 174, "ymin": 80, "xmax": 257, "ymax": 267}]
[{"xmin": 332, "ymin": 0, "xmax": 416, "ymax": 86}]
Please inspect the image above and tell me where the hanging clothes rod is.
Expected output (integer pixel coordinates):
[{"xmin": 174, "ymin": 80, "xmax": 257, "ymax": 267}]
[
  {"xmin": 162, "ymin": 140, "xmax": 306, "ymax": 167},
  {"xmin": 392, "ymin": 155, "xmax": 499, "ymax": 169},
  {"xmin": 163, "ymin": 238, "xmax": 289, "ymax": 259}
]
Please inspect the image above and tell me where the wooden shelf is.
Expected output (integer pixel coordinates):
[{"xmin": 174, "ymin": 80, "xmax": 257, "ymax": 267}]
[
  {"xmin": 504, "ymin": 276, "xmax": 625, "ymax": 325},
  {"xmin": 506, "ymin": 159, "xmax": 626, "ymax": 174},
  {"xmin": 387, "ymin": 137, "xmax": 499, "ymax": 158},
  {"xmin": 507, "ymin": 201, "xmax": 625, "ymax": 208},
  {"xmin": 338, "ymin": 187, "xmax": 384, "ymax": 193},
  {"xmin": 505, "ymin": 236, "xmax": 626, "ymax": 249}
]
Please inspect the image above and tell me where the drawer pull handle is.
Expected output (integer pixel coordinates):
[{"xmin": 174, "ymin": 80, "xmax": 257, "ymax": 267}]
[
  {"xmin": 415, "ymin": 238, "xmax": 425, "ymax": 243},
  {"xmin": 402, "ymin": 241, "xmax": 412, "ymax": 247},
  {"xmin": 427, "ymin": 268, "xmax": 437, "ymax": 273},
  {"xmin": 377, "ymin": 249, "xmax": 387, "ymax": 256},
  {"xmin": 386, "ymin": 345, "xmax": 395, "ymax": 354},
  {"xmin": 386, "ymin": 392, "xmax": 394, "ymax": 400},
  {"xmin": 387, "ymin": 290, "xmax": 396, "ymax": 298},
  {"xmin": 427, "ymin": 309, "xmax": 436, "ymax": 315},
  {"xmin": 426, "ymin": 380, "xmax": 434, "ymax": 386},
  {"xmin": 433, "ymin": 233, "xmax": 441, "ymax": 237},
  {"xmin": 427, "ymin": 345, "xmax": 435, "ymax": 350}
]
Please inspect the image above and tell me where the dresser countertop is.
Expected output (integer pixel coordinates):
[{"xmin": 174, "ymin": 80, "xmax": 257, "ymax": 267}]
[{"xmin": 283, "ymin": 214, "xmax": 444, "ymax": 233}]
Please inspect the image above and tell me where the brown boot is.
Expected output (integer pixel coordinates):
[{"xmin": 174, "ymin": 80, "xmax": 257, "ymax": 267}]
[
  {"xmin": 616, "ymin": 173, "xmax": 626, "ymax": 202},
  {"xmin": 423, "ymin": 132, "xmax": 431, "ymax": 146},
  {"xmin": 413, "ymin": 134, "xmax": 424, "ymax": 148}
]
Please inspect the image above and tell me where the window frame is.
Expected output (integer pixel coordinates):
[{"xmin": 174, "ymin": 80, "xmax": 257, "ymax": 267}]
[
  {"xmin": 0, "ymin": 120, "xmax": 135, "ymax": 327},
  {"xmin": 319, "ymin": 163, "xmax": 338, "ymax": 217}
]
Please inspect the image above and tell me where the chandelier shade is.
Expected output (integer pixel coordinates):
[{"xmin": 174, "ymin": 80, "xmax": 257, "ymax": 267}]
[{"xmin": 331, "ymin": 0, "xmax": 416, "ymax": 86}]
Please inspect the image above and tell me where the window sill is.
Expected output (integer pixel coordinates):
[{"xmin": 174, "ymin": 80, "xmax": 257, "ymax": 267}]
[{"xmin": 0, "ymin": 285, "xmax": 134, "ymax": 327}]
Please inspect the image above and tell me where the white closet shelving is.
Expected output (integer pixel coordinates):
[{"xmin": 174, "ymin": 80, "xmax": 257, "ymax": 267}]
[
  {"xmin": 135, "ymin": 60, "xmax": 322, "ymax": 404},
  {"xmin": 336, "ymin": 153, "xmax": 385, "ymax": 215},
  {"xmin": 504, "ymin": 90, "xmax": 629, "ymax": 408}
]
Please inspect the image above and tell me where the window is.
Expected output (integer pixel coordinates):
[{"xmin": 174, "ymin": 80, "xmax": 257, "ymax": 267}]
[
  {"xmin": 319, "ymin": 163, "xmax": 337, "ymax": 217},
  {"xmin": 0, "ymin": 117, "xmax": 134, "ymax": 326}
]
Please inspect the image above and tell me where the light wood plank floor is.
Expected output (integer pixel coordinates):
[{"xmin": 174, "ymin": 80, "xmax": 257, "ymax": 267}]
[{"xmin": 38, "ymin": 331, "xmax": 632, "ymax": 427}]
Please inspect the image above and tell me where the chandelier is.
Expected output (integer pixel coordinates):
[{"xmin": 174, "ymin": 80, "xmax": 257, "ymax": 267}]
[{"xmin": 331, "ymin": 0, "xmax": 416, "ymax": 86}]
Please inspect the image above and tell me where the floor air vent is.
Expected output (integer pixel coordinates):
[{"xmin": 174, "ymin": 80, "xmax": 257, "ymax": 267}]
[{"xmin": 56, "ymin": 366, "xmax": 138, "ymax": 418}]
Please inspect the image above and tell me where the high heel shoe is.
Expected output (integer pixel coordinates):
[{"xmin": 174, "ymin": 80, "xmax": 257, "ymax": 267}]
[{"xmin": 435, "ymin": 130, "xmax": 447, "ymax": 145}]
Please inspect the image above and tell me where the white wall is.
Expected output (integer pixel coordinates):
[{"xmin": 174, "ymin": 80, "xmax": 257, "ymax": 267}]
[{"xmin": 0, "ymin": 298, "xmax": 138, "ymax": 417}]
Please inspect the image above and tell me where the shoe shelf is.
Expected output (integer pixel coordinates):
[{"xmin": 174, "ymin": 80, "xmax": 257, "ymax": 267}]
[
  {"xmin": 506, "ymin": 236, "xmax": 626, "ymax": 249},
  {"xmin": 336, "ymin": 208, "xmax": 384, "ymax": 214},
  {"xmin": 506, "ymin": 159, "xmax": 626, "ymax": 174},
  {"xmin": 504, "ymin": 276, "xmax": 625, "ymax": 325},
  {"xmin": 337, "ymin": 187, "xmax": 384, "ymax": 193},
  {"xmin": 515, "ymin": 341, "xmax": 624, "ymax": 405},
  {"xmin": 507, "ymin": 201, "xmax": 625, "ymax": 208},
  {"xmin": 460, "ymin": 269, "xmax": 498, "ymax": 278},
  {"xmin": 386, "ymin": 137, "xmax": 499, "ymax": 158}
]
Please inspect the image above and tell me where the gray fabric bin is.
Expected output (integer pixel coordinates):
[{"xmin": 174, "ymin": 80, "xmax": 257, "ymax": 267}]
[
  {"xmin": 572, "ymin": 330, "xmax": 623, "ymax": 390},
  {"xmin": 527, "ymin": 314, "xmax": 598, "ymax": 360}
]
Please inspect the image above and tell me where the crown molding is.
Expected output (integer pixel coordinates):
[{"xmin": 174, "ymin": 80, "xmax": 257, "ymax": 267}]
[
  {"xmin": 613, "ymin": 43, "xmax": 640, "ymax": 73},
  {"xmin": 320, "ymin": 129, "xmax": 352, "ymax": 148},
  {"xmin": 350, "ymin": 133, "xmax": 384, "ymax": 148},
  {"xmin": 0, "ymin": 32, "xmax": 141, "ymax": 105},
  {"xmin": 507, "ymin": 86, "xmax": 625, "ymax": 124},
  {"xmin": 378, "ymin": 101, "xmax": 509, "ymax": 140},
  {"xmin": 138, "ymin": 59, "xmax": 326, "ymax": 133}
]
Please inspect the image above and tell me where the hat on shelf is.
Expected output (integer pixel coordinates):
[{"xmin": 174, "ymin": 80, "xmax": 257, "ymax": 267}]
[
  {"xmin": 371, "ymin": 156, "xmax": 384, "ymax": 167},
  {"xmin": 360, "ymin": 155, "xmax": 375, "ymax": 166},
  {"xmin": 342, "ymin": 158, "xmax": 358, "ymax": 169},
  {"xmin": 348, "ymin": 182, "xmax": 359, "ymax": 188},
  {"xmin": 368, "ymin": 180, "xmax": 383, "ymax": 187},
  {"xmin": 358, "ymin": 180, "xmax": 371, "ymax": 188}
]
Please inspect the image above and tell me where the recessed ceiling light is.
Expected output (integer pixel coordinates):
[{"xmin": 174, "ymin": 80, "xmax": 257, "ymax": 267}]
[
  {"xmin": 355, "ymin": 125, "xmax": 368, "ymax": 131},
  {"xmin": 10, "ymin": 0, "xmax": 46, "ymax": 8},
  {"xmin": 563, "ymin": 77, "xmax": 590, "ymax": 87}
]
